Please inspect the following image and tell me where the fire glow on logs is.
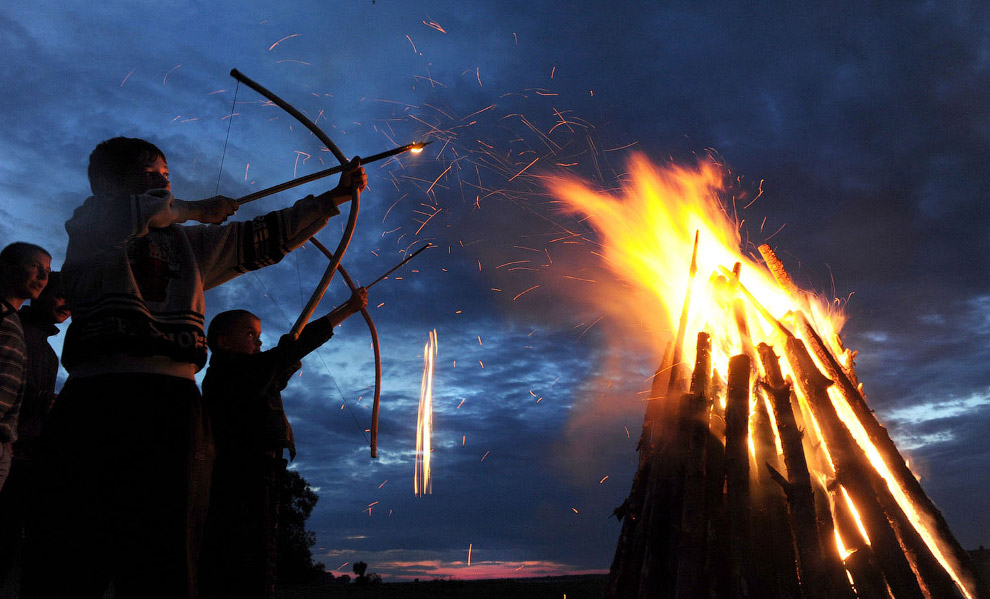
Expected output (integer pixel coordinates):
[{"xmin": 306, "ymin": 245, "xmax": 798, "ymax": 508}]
[
  {"xmin": 415, "ymin": 330, "xmax": 437, "ymax": 496},
  {"xmin": 549, "ymin": 155, "xmax": 988, "ymax": 599}
]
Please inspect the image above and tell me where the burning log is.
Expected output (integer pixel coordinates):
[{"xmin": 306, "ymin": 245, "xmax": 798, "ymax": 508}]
[
  {"xmin": 758, "ymin": 342, "xmax": 852, "ymax": 599},
  {"xmin": 724, "ymin": 354, "xmax": 752, "ymax": 598},
  {"xmin": 750, "ymin": 380, "xmax": 801, "ymax": 597},
  {"xmin": 703, "ymin": 369, "xmax": 728, "ymax": 598},
  {"xmin": 785, "ymin": 337, "xmax": 925, "ymax": 599},
  {"xmin": 829, "ymin": 485, "xmax": 890, "ymax": 599},
  {"xmin": 673, "ymin": 332, "xmax": 712, "ymax": 599},
  {"xmin": 638, "ymin": 374, "xmax": 699, "ymax": 596}
]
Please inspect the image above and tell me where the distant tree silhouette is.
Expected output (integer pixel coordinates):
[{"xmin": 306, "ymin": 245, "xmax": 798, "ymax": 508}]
[
  {"xmin": 276, "ymin": 469, "xmax": 325, "ymax": 584},
  {"xmin": 353, "ymin": 560, "xmax": 368, "ymax": 584}
]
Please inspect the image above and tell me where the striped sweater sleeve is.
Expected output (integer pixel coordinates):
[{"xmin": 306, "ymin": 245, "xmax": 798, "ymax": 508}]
[
  {"xmin": 0, "ymin": 308, "xmax": 26, "ymax": 442},
  {"xmin": 187, "ymin": 193, "xmax": 341, "ymax": 290}
]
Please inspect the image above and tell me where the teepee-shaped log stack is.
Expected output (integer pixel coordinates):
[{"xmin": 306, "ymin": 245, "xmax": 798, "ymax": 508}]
[{"xmin": 606, "ymin": 247, "xmax": 988, "ymax": 599}]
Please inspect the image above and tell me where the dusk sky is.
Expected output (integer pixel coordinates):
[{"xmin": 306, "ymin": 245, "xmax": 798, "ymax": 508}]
[{"xmin": 1, "ymin": 1, "xmax": 987, "ymax": 582}]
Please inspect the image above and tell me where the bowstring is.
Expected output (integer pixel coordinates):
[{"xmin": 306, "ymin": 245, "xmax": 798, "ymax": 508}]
[{"xmin": 215, "ymin": 79, "xmax": 240, "ymax": 196}]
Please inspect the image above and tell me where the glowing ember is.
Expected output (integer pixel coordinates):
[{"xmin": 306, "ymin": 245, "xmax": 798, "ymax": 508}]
[{"xmin": 415, "ymin": 330, "xmax": 437, "ymax": 496}]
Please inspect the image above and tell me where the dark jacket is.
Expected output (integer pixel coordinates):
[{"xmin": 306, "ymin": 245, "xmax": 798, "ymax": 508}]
[
  {"xmin": 15, "ymin": 305, "xmax": 60, "ymax": 458},
  {"xmin": 202, "ymin": 315, "xmax": 336, "ymax": 463}
]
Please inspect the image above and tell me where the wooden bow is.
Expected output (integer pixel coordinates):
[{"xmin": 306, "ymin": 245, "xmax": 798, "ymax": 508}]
[{"xmin": 231, "ymin": 68, "xmax": 384, "ymax": 458}]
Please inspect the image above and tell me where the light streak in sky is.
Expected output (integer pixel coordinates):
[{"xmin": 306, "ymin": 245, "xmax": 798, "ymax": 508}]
[{"xmin": 415, "ymin": 330, "xmax": 437, "ymax": 496}]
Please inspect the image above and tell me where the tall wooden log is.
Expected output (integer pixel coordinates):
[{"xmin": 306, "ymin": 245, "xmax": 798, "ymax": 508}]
[
  {"xmin": 674, "ymin": 333, "xmax": 713, "ymax": 599},
  {"xmin": 607, "ymin": 343, "xmax": 675, "ymax": 599},
  {"xmin": 751, "ymin": 386, "xmax": 802, "ymax": 599},
  {"xmin": 724, "ymin": 354, "xmax": 752, "ymax": 598},
  {"xmin": 845, "ymin": 547, "xmax": 893, "ymax": 599},
  {"xmin": 758, "ymin": 343, "xmax": 853, "ymax": 599},
  {"xmin": 704, "ymin": 370, "xmax": 728, "ymax": 599},
  {"xmin": 638, "ymin": 386, "xmax": 691, "ymax": 599},
  {"xmin": 785, "ymin": 337, "xmax": 925, "ymax": 599}
]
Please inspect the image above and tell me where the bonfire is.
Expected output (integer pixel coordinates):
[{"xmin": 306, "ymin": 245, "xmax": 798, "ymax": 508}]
[{"xmin": 549, "ymin": 155, "xmax": 988, "ymax": 599}]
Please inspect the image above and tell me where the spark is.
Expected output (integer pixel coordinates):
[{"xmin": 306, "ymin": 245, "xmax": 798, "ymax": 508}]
[
  {"xmin": 550, "ymin": 108, "xmax": 575, "ymax": 134},
  {"xmin": 268, "ymin": 33, "xmax": 301, "ymax": 51},
  {"xmin": 120, "ymin": 67, "xmax": 136, "ymax": 87},
  {"xmin": 600, "ymin": 476, "xmax": 609, "ymax": 484},
  {"xmin": 478, "ymin": 361, "xmax": 484, "ymax": 368},
  {"xmin": 378, "ymin": 480, "xmax": 388, "ymax": 489},
  {"xmin": 457, "ymin": 398, "xmax": 465, "ymax": 409},
  {"xmin": 405, "ymin": 35, "xmax": 418, "ymax": 54},
  {"xmin": 292, "ymin": 151, "xmax": 310, "ymax": 177},
  {"xmin": 423, "ymin": 19, "xmax": 447, "ymax": 33},
  {"xmin": 481, "ymin": 451, "xmax": 490, "ymax": 462},
  {"xmin": 604, "ymin": 141, "xmax": 639, "ymax": 153},
  {"xmin": 461, "ymin": 104, "xmax": 496, "ymax": 121},
  {"xmin": 468, "ymin": 543, "xmax": 473, "ymax": 566},
  {"xmin": 742, "ymin": 178, "xmax": 765, "ymax": 209},
  {"xmin": 414, "ymin": 208, "xmax": 442, "ymax": 236},
  {"xmin": 571, "ymin": 507, "xmax": 579, "ymax": 514},
  {"xmin": 477, "ymin": 336, "xmax": 483, "ymax": 345},
  {"xmin": 508, "ymin": 157, "xmax": 539, "ymax": 181},
  {"xmin": 512, "ymin": 285, "xmax": 540, "ymax": 301},
  {"xmin": 496, "ymin": 260, "xmax": 530, "ymax": 269},
  {"xmin": 426, "ymin": 164, "xmax": 453, "ymax": 195},
  {"xmin": 162, "ymin": 64, "xmax": 182, "ymax": 85}
]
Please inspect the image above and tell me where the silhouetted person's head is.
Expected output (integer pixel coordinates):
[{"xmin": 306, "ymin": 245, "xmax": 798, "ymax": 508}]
[
  {"xmin": 208, "ymin": 310, "xmax": 262, "ymax": 355},
  {"xmin": 88, "ymin": 137, "xmax": 169, "ymax": 197},
  {"xmin": 0, "ymin": 242, "xmax": 51, "ymax": 309}
]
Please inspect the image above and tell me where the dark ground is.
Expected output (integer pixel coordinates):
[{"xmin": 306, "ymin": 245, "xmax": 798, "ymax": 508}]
[{"xmin": 277, "ymin": 574, "xmax": 608, "ymax": 599}]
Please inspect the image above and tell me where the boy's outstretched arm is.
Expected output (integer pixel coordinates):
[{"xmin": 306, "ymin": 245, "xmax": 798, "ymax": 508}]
[{"xmin": 275, "ymin": 288, "xmax": 369, "ymax": 365}]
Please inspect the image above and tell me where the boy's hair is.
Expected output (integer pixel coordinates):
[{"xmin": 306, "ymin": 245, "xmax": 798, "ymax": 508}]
[
  {"xmin": 88, "ymin": 137, "xmax": 166, "ymax": 195},
  {"xmin": 0, "ymin": 242, "xmax": 51, "ymax": 269},
  {"xmin": 207, "ymin": 309, "xmax": 259, "ymax": 350}
]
